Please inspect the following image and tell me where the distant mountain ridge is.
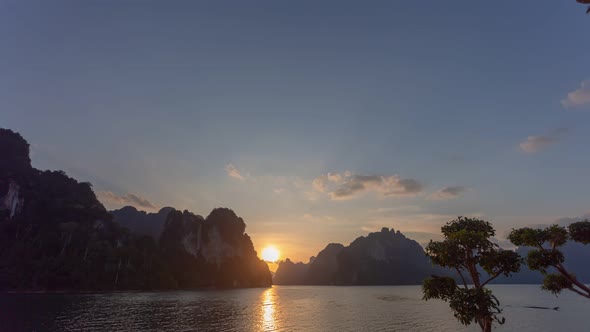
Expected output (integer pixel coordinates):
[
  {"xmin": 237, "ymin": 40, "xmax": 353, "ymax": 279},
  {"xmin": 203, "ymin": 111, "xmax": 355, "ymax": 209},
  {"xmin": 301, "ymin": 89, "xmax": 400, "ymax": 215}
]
[
  {"xmin": 111, "ymin": 206, "xmax": 173, "ymax": 239},
  {"xmin": 275, "ymin": 226, "xmax": 590, "ymax": 286},
  {"xmin": 3, "ymin": 127, "xmax": 588, "ymax": 290},
  {"xmin": 275, "ymin": 227, "xmax": 444, "ymax": 285}
]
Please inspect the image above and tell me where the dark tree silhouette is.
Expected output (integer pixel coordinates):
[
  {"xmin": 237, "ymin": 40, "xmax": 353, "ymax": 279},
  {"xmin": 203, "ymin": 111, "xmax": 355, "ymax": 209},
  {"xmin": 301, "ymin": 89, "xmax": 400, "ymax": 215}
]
[
  {"xmin": 578, "ymin": 0, "xmax": 590, "ymax": 13},
  {"xmin": 509, "ymin": 221, "xmax": 590, "ymax": 298},
  {"xmin": 422, "ymin": 217, "xmax": 521, "ymax": 332}
]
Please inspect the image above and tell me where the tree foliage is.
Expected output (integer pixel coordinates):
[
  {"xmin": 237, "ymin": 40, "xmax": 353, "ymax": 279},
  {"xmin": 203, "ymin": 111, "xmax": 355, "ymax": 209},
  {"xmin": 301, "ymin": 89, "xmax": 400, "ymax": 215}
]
[
  {"xmin": 422, "ymin": 217, "xmax": 521, "ymax": 332},
  {"xmin": 508, "ymin": 221, "xmax": 590, "ymax": 298},
  {"xmin": 577, "ymin": 0, "xmax": 590, "ymax": 14}
]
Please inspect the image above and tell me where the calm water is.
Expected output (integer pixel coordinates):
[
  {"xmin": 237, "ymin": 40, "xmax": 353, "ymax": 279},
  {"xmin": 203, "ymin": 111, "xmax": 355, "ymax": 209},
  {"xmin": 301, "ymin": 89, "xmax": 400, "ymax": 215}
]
[{"xmin": 1, "ymin": 285, "xmax": 589, "ymax": 332}]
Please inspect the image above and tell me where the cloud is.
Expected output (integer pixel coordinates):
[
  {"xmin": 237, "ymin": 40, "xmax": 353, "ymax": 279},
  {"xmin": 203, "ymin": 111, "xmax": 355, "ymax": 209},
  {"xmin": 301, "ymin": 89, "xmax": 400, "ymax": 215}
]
[
  {"xmin": 430, "ymin": 186, "xmax": 466, "ymax": 200},
  {"xmin": 97, "ymin": 191, "xmax": 158, "ymax": 211},
  {"xmin": 518, "ymin": 212, "xmax": 590, "ymax": 231},
  {"xmin": 303, "ymin": 213, "xmax": 335, "ymax": 223},
  {"xmin": 519, "ymin": 128, "xmax": 568, "ymax": 154},
  {"xmin": 561, "ymin": 79, "xmax": 590, "ymax": 108},
  {"xmin": 373, "ymin": 206, "xmax": 422, "ymax": 214},
  {"xmin": 491, "ymin": 237, "xmax": 516, "ymax": 250},
  {"xmin": 312, "ymin": 171, "xmax": 423, "ymax": 200},
  {"xmin": 225, "ymin": 163, "xmax": 246, "ymax": 180},
  {"xmin": 555, "ymin": 212, "xmax": 590, "ymax": 226}
]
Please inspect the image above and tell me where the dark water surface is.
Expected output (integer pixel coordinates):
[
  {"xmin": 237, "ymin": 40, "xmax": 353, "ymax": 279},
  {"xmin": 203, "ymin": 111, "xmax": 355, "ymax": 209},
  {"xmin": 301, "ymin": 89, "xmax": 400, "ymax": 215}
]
[{"xmin": 1, "ymin": 285, "xmax": 588, "ymax": 331}]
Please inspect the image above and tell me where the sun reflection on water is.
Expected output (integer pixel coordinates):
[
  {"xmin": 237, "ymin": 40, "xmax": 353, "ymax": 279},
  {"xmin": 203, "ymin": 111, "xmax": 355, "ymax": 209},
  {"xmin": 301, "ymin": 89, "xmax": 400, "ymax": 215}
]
[{"xmin": 260, "ymin": 287, "xmax": 277, "ymax": 331}]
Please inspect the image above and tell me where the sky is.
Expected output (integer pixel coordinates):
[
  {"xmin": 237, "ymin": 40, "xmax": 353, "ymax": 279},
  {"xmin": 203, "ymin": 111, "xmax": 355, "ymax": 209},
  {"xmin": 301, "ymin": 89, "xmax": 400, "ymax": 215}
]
[{"xmin": 1, "ymin": 1, "xmax": 589, "ymax": 263}]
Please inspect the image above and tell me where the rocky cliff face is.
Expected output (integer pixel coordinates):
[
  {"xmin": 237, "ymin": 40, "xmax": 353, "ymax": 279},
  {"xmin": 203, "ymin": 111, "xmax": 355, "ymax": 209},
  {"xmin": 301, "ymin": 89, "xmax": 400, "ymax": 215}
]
[
  {"xmin": 0, "ymin": 128, "xmax": 121, "ymax": 290},
  {"xmin": 274, "ymin": 258, "xmax": 310, "ymax": 285},
  {"xmin": 1, "ymin": 180, "xmax": 23, "ymax": 219},
  {"xmin": 0, "ymin": 128, "xmax": 31, "ymax": 177},
  {"xmin": 111, "ymin": 206, "xmax": 174, "ymax": 239},
  {"xmin": 0, "ymin": 128, "xmax": 271, "ymax": 290},
  {"xmin": 275, "ymin": 227, "xmax": 442, "ymax": 285},
  {"xmin": 0, "ymin": 129, "xmax": 29, "ymax": 221},
  {"xmin": 158, "ymin": 208, "xmax": 271, "ymax": 288},
  {"xmin": 335, "ymin": 228, "xmax": 435, "ymax": 285},
  {"xmin": 306, "ymin": 243, "xmax": 344, "ymax": 285},
  {"xmin": 0, "ymin": 128, "xmax": 112, "ymax": 226}
]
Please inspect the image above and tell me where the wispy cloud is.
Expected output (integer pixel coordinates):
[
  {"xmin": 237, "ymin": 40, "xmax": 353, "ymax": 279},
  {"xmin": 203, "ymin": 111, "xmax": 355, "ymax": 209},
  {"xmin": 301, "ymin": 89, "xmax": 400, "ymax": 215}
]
[
  {"xmin": 555, "ymin": 212, "xmax": 590, "ymax": 226},
  {"xmin": 225, "ymin": 163, "xmax": 246, "ymax": 180},
  {"xmin": 372, "ymin": 206, "xmax": 422, "ymax": 214},
  {"xmin": 562, "ymin": 79, "xmax": 590, "ymax": 108},
  {"xmin": 303, "ymin": 213, "xmax": 335, "ymax": 223},
  {"xmin": 429, "ymin": 186, "xmax": 466, "ymax": 200},
  {"xmin": 312, "ymin": 171, "xmax": 423, "ymax": 200},
  {"xmin": 97, "ymin": 191, "xmax": 158, "ymax": 211},
  {"xmin": 519, "ymin": 128, "xmax": 569, "ymax": 154},
  {"xmin": 518, "ymin": 212, "xmax": 590, "ymax": 231}
]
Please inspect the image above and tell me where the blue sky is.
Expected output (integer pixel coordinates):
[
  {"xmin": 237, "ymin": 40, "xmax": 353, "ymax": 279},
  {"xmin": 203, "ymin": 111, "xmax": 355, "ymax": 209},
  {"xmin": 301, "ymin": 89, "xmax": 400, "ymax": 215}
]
[{"xmin": 1, "ymin": 1, "xmax": 589, "ymax": 261}]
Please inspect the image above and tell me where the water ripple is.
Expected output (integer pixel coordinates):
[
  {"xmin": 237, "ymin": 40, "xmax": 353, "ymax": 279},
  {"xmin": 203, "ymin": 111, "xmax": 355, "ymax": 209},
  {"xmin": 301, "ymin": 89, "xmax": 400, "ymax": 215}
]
[{"xmin": 1, "ymin": 285, "xmax": 589, "ymax": 331}]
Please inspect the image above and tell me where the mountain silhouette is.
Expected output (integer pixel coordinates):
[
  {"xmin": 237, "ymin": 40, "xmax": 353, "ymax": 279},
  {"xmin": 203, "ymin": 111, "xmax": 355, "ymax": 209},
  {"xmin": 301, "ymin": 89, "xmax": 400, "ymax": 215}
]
[
  {"xmin": 111, "ymin": 206, "xmax": 174, "ymax": 239},
  {"xmin": 157, "ymin": 208, "xmax": 271, "ymax": 288},
  {"xmin": 276, "ymin": 227, "xmax": 446, "ymax": 285},
  {"xmin": 0, "ymin": 128, "xmax": 271, "ymax": 290}
]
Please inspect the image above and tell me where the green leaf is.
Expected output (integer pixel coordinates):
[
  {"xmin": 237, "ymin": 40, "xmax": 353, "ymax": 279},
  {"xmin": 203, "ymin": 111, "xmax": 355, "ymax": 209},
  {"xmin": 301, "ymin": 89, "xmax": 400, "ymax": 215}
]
[
  {"xmin": 508, "ymin": 227, "xmax": 545, "ymax": 247},
  {"xmin": 542, "ymin": 273, "xmax": 572, "ymax": 296},
  {"xmin": 423, "ymin": 276, "xmax": 458, "ymax": 301},
  {"xmin": 526, "ymin": 250, "xmax": 564, "ymax": 273},
  {"xmin": 568, "ymin": 220, "xmax": 590, "ymax": 245}
]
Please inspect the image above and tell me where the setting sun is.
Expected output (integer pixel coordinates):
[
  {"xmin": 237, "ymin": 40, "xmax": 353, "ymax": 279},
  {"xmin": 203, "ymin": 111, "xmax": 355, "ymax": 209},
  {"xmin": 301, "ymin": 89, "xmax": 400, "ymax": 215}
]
[{"xmin": 261, "ymin": 246, "xmax": 280, "ymax": 262}]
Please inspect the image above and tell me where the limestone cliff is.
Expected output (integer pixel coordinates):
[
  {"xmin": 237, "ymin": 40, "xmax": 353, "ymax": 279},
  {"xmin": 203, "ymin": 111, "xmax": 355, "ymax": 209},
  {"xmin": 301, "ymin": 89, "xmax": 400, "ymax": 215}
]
[
  {"xmin": 158, "ymin": 208, "xmax": 271, "ymax": 288},
  {"xmin": 0, "ymin": 128, "xmax": 270, "ymax": 290},
  {"xmin": 275, "ymin": 227, "xmax": 441, "ymax": 285}
]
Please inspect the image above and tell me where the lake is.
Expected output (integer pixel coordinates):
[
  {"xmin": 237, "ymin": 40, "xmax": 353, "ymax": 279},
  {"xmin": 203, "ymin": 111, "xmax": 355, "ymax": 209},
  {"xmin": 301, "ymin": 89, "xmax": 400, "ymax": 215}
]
[{"xmin": 1, "ymin": 285, "xmax": 588, "ymax": 331}]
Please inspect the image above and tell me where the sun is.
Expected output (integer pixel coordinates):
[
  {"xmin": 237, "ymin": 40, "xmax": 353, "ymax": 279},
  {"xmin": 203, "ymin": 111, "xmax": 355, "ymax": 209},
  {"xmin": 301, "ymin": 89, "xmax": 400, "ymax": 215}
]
[{"xmin": 261, "ymin": 246, "xmax": 280, "ymax": 262}]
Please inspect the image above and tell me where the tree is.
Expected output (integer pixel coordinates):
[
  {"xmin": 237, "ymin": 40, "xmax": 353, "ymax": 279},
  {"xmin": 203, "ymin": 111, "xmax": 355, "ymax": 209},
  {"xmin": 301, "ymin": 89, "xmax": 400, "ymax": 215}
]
[
  {"xmin": 508, "ymin": 220, "xmax": 590, "ymax": 298},
  {"xmin": 578, "ymin": 0, "xmax": 590, "ymax": 14},
  {"xmin": 422, "ymin": 217, "xmax": 521, "ymax": 332}
]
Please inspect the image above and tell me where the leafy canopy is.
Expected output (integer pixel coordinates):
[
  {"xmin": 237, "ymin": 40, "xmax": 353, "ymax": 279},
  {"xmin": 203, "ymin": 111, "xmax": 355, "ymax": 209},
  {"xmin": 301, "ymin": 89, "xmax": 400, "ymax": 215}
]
[
  {"xmin": 423, "ymin": 217, "xmax": 521, "ymax": 332},
  {"xmin": 508, "ymin": 220, "xmax": 590, "ymax": 298}
]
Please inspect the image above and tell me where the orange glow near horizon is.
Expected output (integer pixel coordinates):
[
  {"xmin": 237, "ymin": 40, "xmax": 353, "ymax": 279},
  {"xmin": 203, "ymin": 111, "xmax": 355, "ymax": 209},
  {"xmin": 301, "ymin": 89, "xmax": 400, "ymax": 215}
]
[{"xmin": 261, "ymin": 246, "xmax": 280, "ymax": 263}]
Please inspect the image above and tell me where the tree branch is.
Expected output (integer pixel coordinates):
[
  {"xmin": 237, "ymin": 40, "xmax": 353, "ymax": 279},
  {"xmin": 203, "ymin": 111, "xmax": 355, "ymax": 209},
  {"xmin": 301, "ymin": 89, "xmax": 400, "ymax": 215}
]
[
  {"xmin": 482, "ymin": 272, "xmax": 501, "ymax": 287},
  {"xmin": 466, "ymin": 250, "xmax": 482, "ymax": 288},
  {"xmin": 554, "ymin": 264, "xmax": 577, "ymax": 284},
  {"xmin": 476, "ymin": 317, "xmax": 485, "ymax": 331},
  {"xmin": 533, "ymin": 245, "xmax": 590, "ymax": 297},
  {"xmin": 556, "ymin": 263, "xmax": 590, "ymax": 295},
  {"xmin": 455, "ymin": 267, "xmax": 468, "ymax": 289},
  {"xmin": 568, "ymin": 286, "xmax": 590, "ymax": 299}
]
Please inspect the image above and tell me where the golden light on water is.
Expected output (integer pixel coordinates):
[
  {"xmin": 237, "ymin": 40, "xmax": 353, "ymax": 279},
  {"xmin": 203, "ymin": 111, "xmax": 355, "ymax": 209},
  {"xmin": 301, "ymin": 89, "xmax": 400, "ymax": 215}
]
[
  {"xmin": 260, "ymin": 288, "xmax": 277, "ymax": 331},
  {"xmin": 261, "ymin": 246, "xmax": 280, "ymax": 262}
]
